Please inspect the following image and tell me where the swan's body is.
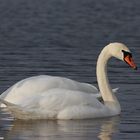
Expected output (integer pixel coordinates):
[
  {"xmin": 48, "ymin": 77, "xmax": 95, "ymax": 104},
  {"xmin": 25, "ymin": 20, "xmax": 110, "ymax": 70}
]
[{"xmin": 0, "ymin": 43, "xmax": 137, "ymax": 120}]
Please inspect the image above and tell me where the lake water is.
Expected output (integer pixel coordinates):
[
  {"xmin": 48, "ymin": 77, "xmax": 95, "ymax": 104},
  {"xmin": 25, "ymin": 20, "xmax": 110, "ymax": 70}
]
[{"xmin": 0, "ymin": 0, "xmax": 140, "ymax": 139}]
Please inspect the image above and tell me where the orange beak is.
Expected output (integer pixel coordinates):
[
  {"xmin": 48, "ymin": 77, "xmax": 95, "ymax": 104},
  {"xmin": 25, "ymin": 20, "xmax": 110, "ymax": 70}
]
[{"xmin": 124, "ymin": 55, "xmax": 137, "ymax": 70}]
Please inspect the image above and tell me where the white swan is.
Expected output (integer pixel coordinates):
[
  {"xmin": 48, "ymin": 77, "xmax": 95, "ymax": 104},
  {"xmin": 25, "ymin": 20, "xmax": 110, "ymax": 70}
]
[{"xmin": 0, "ymin": 43, "xmax": 137, "ymax": 120}]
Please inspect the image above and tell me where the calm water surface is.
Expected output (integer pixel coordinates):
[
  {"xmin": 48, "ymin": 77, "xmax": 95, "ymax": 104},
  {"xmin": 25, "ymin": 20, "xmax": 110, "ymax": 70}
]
[{"xmin": 0, "ymin": 0, "xmax": 140, "ymax": 140}]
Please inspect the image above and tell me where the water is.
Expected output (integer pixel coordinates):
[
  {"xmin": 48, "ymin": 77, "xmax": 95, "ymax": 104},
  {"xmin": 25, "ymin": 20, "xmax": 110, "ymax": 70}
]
[{"xmin": 0, "ymin": 0, "xmax": 140, "ymax": 139}]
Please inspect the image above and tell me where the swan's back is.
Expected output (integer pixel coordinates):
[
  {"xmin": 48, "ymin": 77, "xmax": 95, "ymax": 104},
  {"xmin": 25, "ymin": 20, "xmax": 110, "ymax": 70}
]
[{"xmin": 0, "ymin": 75, "xmax": 98, "ymax": 106}]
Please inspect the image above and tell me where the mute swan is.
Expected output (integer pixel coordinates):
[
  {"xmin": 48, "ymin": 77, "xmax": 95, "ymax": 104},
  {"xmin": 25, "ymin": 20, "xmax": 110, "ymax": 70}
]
[{"xmin": 0, "ymin": 43, "xmax": 137, "ymax": 120}]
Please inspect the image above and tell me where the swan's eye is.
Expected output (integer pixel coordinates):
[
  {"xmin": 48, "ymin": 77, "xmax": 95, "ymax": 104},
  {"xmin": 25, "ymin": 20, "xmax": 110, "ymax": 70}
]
[
  {"xmin": 122, "ymin": 50, "xmax": 132, "ymax": 58},
  {"xmin": 122, "ymin": 50, "xmax": 137, "ymax": 70}
]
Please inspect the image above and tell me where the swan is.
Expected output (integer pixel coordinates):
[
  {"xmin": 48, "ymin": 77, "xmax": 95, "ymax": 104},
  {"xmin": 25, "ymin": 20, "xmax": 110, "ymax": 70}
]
[{"xmin": 0, "ymin": 43, "xmax": 137, "ymax": 120}]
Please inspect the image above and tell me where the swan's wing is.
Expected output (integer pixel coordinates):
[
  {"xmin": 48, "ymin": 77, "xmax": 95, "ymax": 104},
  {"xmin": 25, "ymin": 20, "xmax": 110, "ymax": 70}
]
[
  {"xmin": 77, "ymin": 82, "xmax": 98, "ymax": 93},
  {"xmin": 0, "ymin": 75, "xmax": 100, "ymax": 108}
]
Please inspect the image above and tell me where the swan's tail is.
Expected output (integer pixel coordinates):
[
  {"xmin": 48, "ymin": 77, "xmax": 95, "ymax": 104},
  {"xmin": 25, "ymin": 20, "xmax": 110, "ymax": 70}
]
[
  {"xmin": 0, "ymin": 98, "xmax": 30, "ymax": 119},
  {"xmin": 0, "ymin": 98, "xmax": 16, "ymax": 107}
]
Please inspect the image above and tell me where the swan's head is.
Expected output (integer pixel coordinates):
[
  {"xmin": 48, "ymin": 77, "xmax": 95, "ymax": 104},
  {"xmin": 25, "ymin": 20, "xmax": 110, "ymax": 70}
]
[{"xmin": 107, "ymin": 43, "xmax": 137, "ymax": 70}]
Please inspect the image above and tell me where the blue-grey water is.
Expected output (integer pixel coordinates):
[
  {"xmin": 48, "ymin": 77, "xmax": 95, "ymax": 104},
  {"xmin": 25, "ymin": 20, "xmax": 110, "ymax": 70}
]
[{"xmin": 0, "ymin": 0, "xmax": 140, "ymax": 140}]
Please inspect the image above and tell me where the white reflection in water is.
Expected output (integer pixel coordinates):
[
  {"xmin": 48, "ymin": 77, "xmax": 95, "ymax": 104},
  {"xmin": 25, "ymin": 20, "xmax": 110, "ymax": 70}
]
[
  {"xmin": 98, "ymin": 117, "xmax": 119, "ymax": 140},
  {"xmin": 3, "ymin": 116, "xmax": 120, "ymax": 140}
]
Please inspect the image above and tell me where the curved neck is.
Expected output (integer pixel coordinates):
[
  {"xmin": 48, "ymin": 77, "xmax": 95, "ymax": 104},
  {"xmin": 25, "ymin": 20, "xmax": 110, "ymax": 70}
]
[{"xmin": 96, "ymin": 46, "xmax": 120, "ymax": 105}]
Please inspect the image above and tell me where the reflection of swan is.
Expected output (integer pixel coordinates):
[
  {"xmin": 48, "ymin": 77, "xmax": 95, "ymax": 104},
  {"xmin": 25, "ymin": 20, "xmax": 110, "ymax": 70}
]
[
  {"xmin": 3, "ymin": 116, "xmax": 120, "ymax": 140},
  {"xmin": 98, "ymin": 117, "xmax": 119, "ymax": 140},
  {"xmin": 0, "ymin": 43, "xmax": 137, "ymax": 119}
]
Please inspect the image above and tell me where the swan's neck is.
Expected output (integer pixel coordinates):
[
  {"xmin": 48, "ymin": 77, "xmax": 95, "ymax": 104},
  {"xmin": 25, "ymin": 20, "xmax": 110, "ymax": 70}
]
[{"xmin": 96, "ymin": 46, "xmax": 120, "ymax": 112}]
